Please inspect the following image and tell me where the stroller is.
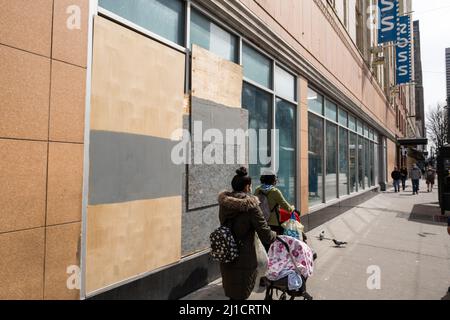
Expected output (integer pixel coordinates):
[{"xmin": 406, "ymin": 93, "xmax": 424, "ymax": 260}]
[{"xmin": 262, "ymin": 236, "xmax": 315, "ymax": 301}]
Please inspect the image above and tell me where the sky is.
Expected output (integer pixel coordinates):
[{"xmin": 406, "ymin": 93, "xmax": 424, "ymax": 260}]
[{"xmin": 413, "ymin": 0, "xmax": 450, "ymax": 113}]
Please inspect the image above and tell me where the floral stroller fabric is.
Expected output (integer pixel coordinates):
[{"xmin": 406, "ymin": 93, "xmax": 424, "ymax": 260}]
[{"xmin": 264, "ymin": 235, "xmax": 314, "ymax": 300}]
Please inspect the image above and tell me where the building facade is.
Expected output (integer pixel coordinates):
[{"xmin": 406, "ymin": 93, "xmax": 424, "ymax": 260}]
[
  {"xmin": 0, "ymin": 0, "xmax": 419, "ymax": 300},
  {"xmin": 446, "ymin": 48, "xmax": 450, "ymax": 101}
]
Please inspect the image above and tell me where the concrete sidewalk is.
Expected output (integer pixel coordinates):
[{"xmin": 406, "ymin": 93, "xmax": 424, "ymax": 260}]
[{"xmin": 183, "ymin": 181, "xmax": 450, "ymax": 300}]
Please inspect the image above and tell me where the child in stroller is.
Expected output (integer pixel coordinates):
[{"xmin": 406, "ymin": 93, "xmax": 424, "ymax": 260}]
[{"xmin": 262, "ymin": 235, "xmax": 315, "ymax": 300}]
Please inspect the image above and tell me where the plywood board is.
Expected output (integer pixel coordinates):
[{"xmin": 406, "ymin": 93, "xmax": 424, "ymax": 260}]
[
  {"xmin": 191, "ymin": 45, "xmax": 243, "ymax": 109},
  {"xmin": 86, "ymin": 196, "xmax": 182, "ymax": 294},
  {"xmin": 90, "ymin": 16, "xmax": 185, "ymax": 140}
]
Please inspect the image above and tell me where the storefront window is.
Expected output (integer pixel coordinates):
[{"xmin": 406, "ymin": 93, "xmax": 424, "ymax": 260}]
[
  {"xmin": 339, "ymin": 108, "xmax": 348, "ymax": 127},
  {"xmin": 275, "ymin": 66, "xmax": 296, "ymax": 101},
  {"xmin": 308, "ymin": 88, "xmax": 323, "ymax": 115},
  {"xmin": 339, "ymin": 127, "xmax": 349, "ymax": 197},
  {"xmin": 276, "ymin": 99, "xmax": 297, "ymax": 204},
  {"xmin": 326, "ymin": 122, "xmax": 338, "ymax": 201},
  {"xmin": 308, "ymin": 114, "xmax": 324, "ymax": 206},
  {"xmin": 358, "ymin": 136, "xmax": 365, "ymax": 190},
  {"xmin": 364, "ymin": 139, "xmax": 370, "ymax": 187},
  {"xmin": 370, "ymin": 141, "xmax": 375, "ymax": 186},
  {"xmin": 190, "ymin": 9, "xmax": 238, "ymax": 62},
  {"xmin": 242, "ymin": 83, "xmax": 272, "ymax": 182},
  {"xmin": 242, "ymin": 43, "xmax": 272, "ymax": 89},
  {"xmin": 349, "ymin": 132, "xmax": 357, "ymax": 193},
  {"xmin": 349, "ymin": 115, "xmax": 356, "ymax": 131},
  {"xmin": 99, "ymin": 0, "xmax": 185, "ymax": 45},
  {"xmin": 325, "ymin": 100, "xmax": 337, "ymax": 122}
]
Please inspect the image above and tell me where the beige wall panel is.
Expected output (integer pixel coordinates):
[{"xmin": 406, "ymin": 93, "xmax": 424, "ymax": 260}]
[
  {"xmin": 50, "ymin": 60, "xmax": 86, "ymax": 143},
  {"xmin": 0, "ymin": 45, "xmax": 50, "ymax": 140},
  {"xmin": 0, "ymin": 228, "xmax": 45, "ymax": 299},
  {"xmin": 0, "ymin": 139, "xmax": 47, "ymax": 233},
  {"xmin": 52, "ymin": 0, "xmax": 89, "ymax": 68},
  {"xmin": 44, "ymin": 222, "xmax": 81, "ymax": 300},
  {"xmin": 0, "ymin": 0, "xmax": 53, "ymax": 57},
  {"xmin": 47, "ymin": 142, "xmax": 83, "ymax": 226},
  {"xmin": 387, "ymin": 139, "xmax": 397, "ymax": 180},
  {"xmin": 90, "ymin": 17, "xmax": 184, "ymax": 140},
  {"xmin": 191, "ymin": 45, "xmax": 243, "ymax": 108},
  {"xmin": 86, "ymin": 196, "xmax": 182, "ymax": 294}
]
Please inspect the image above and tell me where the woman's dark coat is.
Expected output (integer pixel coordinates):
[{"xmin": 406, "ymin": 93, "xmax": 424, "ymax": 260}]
[{"xmin": 218, "ymin": 191, "xmax": 276, "ymax": 300}]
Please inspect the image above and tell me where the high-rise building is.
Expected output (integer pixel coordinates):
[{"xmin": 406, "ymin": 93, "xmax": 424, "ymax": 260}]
[
  {"xmin": 446, "ymin": 48, "xmax": 450, "ymax": 100},
  {"xmin": 0, "ymin": 0, "xmax": 422, "ymax": 300},
  {"xmin": 414, "ymin": 20, "xmax": 425, "ymax": 137}
]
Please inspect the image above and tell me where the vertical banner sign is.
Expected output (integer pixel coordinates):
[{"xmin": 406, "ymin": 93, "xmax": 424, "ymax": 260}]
[
  {"xmin": 396, "ymin": 15, "xmax": 412, "ymax": 85},
  {"xmin": 378, "ymin": 0, "xmax": 399, "ymax": 43}
]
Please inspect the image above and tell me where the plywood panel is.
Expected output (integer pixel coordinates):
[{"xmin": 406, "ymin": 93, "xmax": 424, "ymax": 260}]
[
  {"xmin": 192, "ymin": 45, "xmax": 243, "ymax": 109},
  {"xmin": 86, "ymin": 196, "xmax": 182, "ymax": 294},
  {"xmin": 90, "ymin": 16, "xmax": 185, "ymax": 140}
]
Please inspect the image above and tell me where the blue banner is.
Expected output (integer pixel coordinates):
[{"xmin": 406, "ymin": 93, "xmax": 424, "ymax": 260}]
[
  {"xmin": 396, "ymin": 15, "xmax": 412, "ymax": 85},
  {"xmin": 378, "ymin": 0, "xmax": 399, "ymax": 43}
]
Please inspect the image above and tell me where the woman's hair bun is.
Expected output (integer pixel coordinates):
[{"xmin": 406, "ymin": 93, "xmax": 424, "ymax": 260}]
[{"xmin": 235, "ymin": 167, "xmax": 248, "ymax": 177}]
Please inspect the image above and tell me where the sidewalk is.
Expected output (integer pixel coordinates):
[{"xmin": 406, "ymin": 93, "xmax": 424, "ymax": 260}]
[{"xmin": 183, "ymin": 181, "xmax": 450, "ymax": 300}]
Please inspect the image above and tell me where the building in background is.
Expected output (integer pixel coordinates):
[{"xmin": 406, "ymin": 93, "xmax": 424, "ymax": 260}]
[
  {"xmin": 413, "ymin": 20, "xmax": 425, "ymax": 139},
  {"xmin": 0, "ymin": 0, "xmax": 422, "ymax": 300},
  {"xmin": 446, "ymin": 48, "xmax": 450, "ymax": 101}
]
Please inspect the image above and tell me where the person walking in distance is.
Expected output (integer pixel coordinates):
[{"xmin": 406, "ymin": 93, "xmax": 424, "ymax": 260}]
[
  {"xmin": 391, "ymin": 167, "xmax": 402, "ymax": 193},
  {"xmin": 400, "ymin": 167, "xmax": 408, "ymax": 191},
  {"xmin": 410, "ymin": 164, "xmax": 422, "ymax": 195},
  {"xmin": 425, "ymin": 166, "xmax": 436, "ymax": 192}
]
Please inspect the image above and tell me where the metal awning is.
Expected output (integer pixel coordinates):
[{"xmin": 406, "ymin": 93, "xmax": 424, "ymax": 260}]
[{"xmin": 398, "ymin": 138, "xmax": 428, "ymax": 146}]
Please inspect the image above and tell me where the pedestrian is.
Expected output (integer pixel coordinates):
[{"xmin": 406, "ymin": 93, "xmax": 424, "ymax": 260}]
[
  {"xmin": 218, "ymin": 167, "xmax": 277, "ymax": 300},
  {"xmin": 255, "ymin": 170, "xmax": 296, "ymax": 235},
  {"xmin": 410, "ymin": 164, "xmax": 422, "ymax": 195},
  {"xmin": 400, "ymin": 166, "xmax": 408, "ymax": 191},
  {"xmin": 425, "ymin": 166, "xmax": 436, "ymax": 192},
  {"xmin": 391, "ymin": 167, "xmax": 402, "ymax": 193}
]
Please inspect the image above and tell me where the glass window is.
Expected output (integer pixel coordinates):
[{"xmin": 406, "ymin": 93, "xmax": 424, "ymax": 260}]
[
  {"xmin": 349, "ymin": 115, "xmax": 356, "ymax": 131},
  {"xmin": 242, "ymin": 43, "xmax": 272, "ymax": 89},
  {"xmin": 370, "ymin": 141, "xmax": 375, "ymax": 187},
  {"xmin": 307, "ymin": 88, "xmax": 323, "ymax": 115},
  {"xmin": 357, "ymin": 120, "xmax": 364, "ymax": 135},
  {"xmin": 325, "ymin": 100, "xmax": 337, "ymax": 121},
  {"xmin": 364, "ymin": 125, "xmax": 370, "ymax": 138},
  {"xmin": 242, "ymin": 83, "xmax": 272, "ymax": 183},
  {"xmin": 276, "ymin": 99, "xmax": 297, "ymax": 204},
  {"xmin": 275, "ymin": 66, "xmax": 296, "ymax": 101},
  {"xmin": 349, "ymin": 132, "xmax": 357, "ymax": 193},
  {"xmin": 326, "ymin": 122, "xmax": 338, "ymax": 201},
  {"xmin": 99, "ymin": 0, "xmax": 185, "ymax": 45},
  {"xmin": 339, "ymin": 127, "xmax": 349, "ymax": 197},
  {"xmin": 308, "ymin": 114, "xmax": 324, "ymax": 206},
  {"xmin": 365, "ymin": 139, "xmax": 370, "ymax": 187},
  {"xmin": 358, "ymin": 136, "xmax": 365, "ymax": 190},
  {"xmin": 374, "ymin": 143, "xmax": 379, "ymax": 186},
  {"xmin": 339, "ymin": 109, "xmax": 348, "ymax": 127},
  {"xmin": 191, "ymin": 9, "xmax": 238, "ymax": 62},
  {"xmin": 374, "ymin": 132, "xmax": 379, "ymax": 143}
]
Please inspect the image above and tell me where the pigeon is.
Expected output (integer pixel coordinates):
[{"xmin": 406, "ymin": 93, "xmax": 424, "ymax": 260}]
[
  {"xmin": 333, "ymin": 239, "xmax": 348, "ymax": 247},
  {"xmin": 318, "ymin": 231, "xmax": 325, "ymax": 241}
]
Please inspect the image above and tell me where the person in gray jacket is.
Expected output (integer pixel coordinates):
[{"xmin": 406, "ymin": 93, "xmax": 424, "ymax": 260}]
[{"xmin": 410, "ymin": 164, "xmax": 422, "ymax": 195}]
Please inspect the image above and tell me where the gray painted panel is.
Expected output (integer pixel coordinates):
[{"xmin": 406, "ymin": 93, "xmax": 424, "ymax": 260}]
[{"xmin": 89, "ymin": 131, "xmax": 182, "ymax": 205}]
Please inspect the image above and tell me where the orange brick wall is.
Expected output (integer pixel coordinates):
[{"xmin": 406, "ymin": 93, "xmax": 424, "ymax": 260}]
[{"xmin": 0, "ymin": 0, "xmax": 88, "ymax": 300}]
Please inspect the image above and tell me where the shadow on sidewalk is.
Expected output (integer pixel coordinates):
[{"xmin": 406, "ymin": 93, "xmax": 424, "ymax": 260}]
[{"xmin": 409, "ymin": 203, "xmax": 449, "ymax": 226}]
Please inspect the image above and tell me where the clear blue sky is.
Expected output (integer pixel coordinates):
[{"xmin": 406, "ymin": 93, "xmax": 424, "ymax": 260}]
[{"xmin": 413, "ymin": 0, "xmax": 450, "ymax": 112}]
